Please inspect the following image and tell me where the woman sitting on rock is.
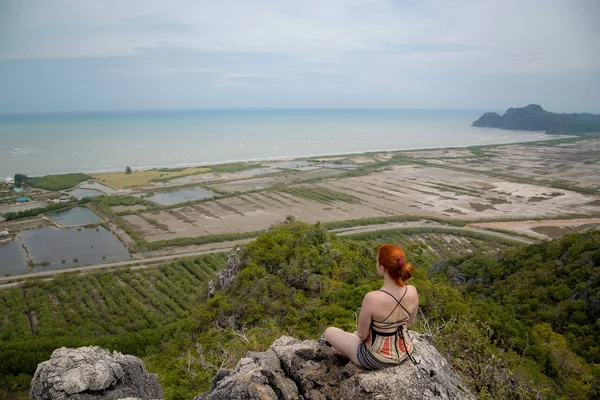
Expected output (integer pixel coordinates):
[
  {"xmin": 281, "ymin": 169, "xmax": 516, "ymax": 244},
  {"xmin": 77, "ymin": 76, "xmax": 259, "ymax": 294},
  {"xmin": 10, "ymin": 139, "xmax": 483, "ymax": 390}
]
[{"xmin": 324, "ymin": 244, "xmax": 418, "ymax": 369}]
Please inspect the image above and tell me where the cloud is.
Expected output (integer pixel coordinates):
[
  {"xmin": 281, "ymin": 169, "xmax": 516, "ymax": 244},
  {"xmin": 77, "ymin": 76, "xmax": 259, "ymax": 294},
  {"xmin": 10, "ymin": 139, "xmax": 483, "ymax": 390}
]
[
  {"xmin": 0, "ymin": 0, "xmax": 598, "ymax": 112},
  {"xmin": 1, "ymin": 0, "xmax": 598, "ymax": 75}
]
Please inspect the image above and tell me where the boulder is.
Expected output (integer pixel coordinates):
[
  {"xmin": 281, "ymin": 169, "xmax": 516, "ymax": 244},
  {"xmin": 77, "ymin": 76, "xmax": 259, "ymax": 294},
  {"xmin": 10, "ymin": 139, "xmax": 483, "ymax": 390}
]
[
  {"xmin": 30, "ymin": 346, "xmax": 163, "ymax": 400},
  {"xmin": 195, "ymin": 332, "xmax": 475, "ymax": 400}
]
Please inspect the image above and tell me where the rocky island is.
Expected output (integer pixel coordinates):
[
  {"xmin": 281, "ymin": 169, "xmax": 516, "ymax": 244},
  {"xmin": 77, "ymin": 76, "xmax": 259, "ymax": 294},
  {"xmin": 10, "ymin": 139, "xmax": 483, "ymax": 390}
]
[{"xmin": 472, "ymin": 104, "xmax": 600, "ymax": 134}]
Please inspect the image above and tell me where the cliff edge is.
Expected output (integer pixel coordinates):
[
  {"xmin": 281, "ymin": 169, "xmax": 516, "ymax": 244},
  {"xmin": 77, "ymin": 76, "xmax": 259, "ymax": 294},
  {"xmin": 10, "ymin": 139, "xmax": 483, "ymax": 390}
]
[{"xmin": 195, "ymin": 333, "xmax": 475, "ymax": 400}]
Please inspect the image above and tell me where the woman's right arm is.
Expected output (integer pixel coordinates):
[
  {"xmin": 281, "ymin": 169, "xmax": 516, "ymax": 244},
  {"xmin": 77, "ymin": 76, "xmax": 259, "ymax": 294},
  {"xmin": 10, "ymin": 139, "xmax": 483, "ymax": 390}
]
[{"xmin": 356, "ymin": 292, "xmax": 375, "ymax": 342}]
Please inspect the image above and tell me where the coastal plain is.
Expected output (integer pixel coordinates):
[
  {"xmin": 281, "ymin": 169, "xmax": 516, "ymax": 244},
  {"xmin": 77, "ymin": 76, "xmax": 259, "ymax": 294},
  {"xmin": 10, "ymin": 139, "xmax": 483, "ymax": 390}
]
[
  {"xmin": 109, "ymin": 137, "xmax": 600, "ymax": 247},
  {"xmin": 1, "ymin": 137, "xmax": 599, "ymax": 270}
]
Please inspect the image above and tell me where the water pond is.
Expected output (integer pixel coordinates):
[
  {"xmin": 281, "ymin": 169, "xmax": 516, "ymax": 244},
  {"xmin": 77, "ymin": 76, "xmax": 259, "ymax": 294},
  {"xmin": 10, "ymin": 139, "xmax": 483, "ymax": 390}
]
[
  {"xmin": 0, "ymin": 226, "xmax": 130, "ymax": 276},
  {"xmin": 67, "ymin": 188, "xmax": 104, "ymax": 199},
  {"xmin": 267, "ymin": 161, "xmax": 316, "ymax": 169},
  {"xmin": 46, "ymin": 207, "xmax": 103, "ymax": 227},
  {"xmin": 0, "ymin": 240, "xmax": 28, "ymax": 275},
  {"xmin": 143, "ymin": 187, "xmax": 218, "ymax": 205}
]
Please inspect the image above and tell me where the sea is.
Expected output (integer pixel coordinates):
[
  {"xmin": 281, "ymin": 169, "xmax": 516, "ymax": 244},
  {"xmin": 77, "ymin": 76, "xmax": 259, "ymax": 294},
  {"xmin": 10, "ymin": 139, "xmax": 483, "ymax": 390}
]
[{"xmin": 0, "ymin": 109, "xmax": 552, "ymax": 178}]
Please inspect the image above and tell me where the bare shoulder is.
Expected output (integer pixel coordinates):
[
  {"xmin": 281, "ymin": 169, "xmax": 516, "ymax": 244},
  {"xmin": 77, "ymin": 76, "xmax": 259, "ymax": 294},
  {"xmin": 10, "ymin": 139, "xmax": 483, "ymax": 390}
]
[
  {"xmin": 406, "ymin": 284, "xmax": 418, "ymax": 293},
  {"xmin": 362, "ymin": 290, "xmax": 383, "ymax": 305},
  {"xmin": 405, "ymin": 285, "xmax": 419, "ymax": 297}
]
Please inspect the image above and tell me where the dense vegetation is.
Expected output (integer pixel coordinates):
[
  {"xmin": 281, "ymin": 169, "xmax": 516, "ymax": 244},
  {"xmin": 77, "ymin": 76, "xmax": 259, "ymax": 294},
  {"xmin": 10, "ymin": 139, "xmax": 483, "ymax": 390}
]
[
  {"xmin": 0, "ymin": 254, "xmax": 225, "ymax": 399},
  {"xmin": 2, "ymin": 203, "xmax": 73, "ymax": 221},
  {"xmin": 1, "ymin": 223, "xmax": 597, "ymax": 400},
  {"xmin": 441, "ymin": 233, "xmax": 600, "ymax": 364},
  {"xmin": 25, "ymin": 173, "xmax": 92, "ymax": 191}
]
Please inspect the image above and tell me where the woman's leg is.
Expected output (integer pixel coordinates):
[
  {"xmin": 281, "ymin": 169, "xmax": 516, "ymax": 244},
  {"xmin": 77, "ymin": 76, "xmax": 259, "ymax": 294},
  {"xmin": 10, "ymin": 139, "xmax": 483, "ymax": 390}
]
[{"xmin": 324, "ymin": 327, "xmax": 362, "ymax": 366}]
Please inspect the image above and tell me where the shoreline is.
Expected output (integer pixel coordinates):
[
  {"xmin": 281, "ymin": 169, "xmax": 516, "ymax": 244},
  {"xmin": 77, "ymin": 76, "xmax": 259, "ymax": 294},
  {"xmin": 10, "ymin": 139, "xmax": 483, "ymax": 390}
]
[{"xmin": 6, "ymin": 132, "xmax": 566, "ymax": 179}]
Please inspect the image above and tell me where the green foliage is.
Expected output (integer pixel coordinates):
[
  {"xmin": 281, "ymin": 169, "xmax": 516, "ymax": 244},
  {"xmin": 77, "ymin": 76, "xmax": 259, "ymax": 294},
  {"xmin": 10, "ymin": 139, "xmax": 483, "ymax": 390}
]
[
  {"xmin": 157, "ymin": 167, "xmax": 187, "ymax": 173},
  {"xmin": 3, "ymin": 203, "xmax": 73, "ymax": 221},
  {"xmin": 208, "ymin": 162, "xmax": 261, "ymax": 174},
  {"xmin": 27, "ymin": 173, "xmax": 91, "ymax": 191},
  {"xmin": 443, "ymin": 231, "xmax": 600, "ymax": 364},
  {"xmin": 13, "ymin": 174, "xmax": 28, "ymax": 188},
  {"xmin": 0, "ymin": 254, "xmax": 226, "ymax": 381},
  {"xmin": 2, "ymin": 221, "xmax": 597, "ymax": 399},
  {"xmin": 80, "ymin": 194, "xmax": 150, "ymax": 208}
]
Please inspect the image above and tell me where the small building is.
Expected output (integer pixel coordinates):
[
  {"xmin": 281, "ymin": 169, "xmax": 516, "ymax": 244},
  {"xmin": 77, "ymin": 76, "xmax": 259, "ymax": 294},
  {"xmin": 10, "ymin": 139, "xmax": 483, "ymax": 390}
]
[
  {"xmin": 59, "ymin": 196, "xmax": 73, "ymax": 203},
  {"xmin": 4, "ymin": 177, "xmax": 14, "ymax": 185},
  {"xmin": 0, "ymin": 231, "xmax": 9, "ymax": 239},
  {"xmin": 16, "ymin": 197, "xmax": 31, "ymax": 203}
]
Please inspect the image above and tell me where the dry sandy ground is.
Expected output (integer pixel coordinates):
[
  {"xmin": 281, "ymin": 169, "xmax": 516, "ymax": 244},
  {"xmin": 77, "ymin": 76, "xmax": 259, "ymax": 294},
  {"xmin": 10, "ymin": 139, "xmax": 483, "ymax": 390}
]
[
  {"xmin": 434, "ymin": 139, "xmax": 600, "ymax": 191},
  {"xmin": 110, "ymin": 139, "xmax": 600, "ymax": 243},
  {"xmin": 401, "ymin": 148, "xmax": 475, "ymax": 158},
  {"xmin": 128, "ymin": 161, "xmax": 600, "ymax": 243}
]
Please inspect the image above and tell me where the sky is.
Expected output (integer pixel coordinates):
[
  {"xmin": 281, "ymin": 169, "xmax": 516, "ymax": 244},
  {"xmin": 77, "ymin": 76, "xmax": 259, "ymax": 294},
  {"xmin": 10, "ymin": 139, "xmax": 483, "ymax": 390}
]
[{"xmin": 0, "ymin": 0, "xmax": 599, "ymax": 113}]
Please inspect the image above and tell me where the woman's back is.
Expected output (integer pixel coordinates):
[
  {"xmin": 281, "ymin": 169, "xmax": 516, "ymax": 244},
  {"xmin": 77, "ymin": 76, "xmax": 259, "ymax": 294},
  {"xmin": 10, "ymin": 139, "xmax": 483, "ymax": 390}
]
[{"xmin": 368, "ymin": 285, "xmax": 418, "ymax": 333}]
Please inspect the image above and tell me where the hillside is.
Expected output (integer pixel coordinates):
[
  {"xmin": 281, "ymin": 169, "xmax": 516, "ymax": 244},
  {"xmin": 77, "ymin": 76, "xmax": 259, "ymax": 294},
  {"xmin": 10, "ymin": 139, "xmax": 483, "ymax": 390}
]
[
  {"xmin": 1, "ymin": 223, "xmax": 598, "ymax": 399},
  {"xmin": 472, "ymin": 104, "xmax": 600, "ymax": 134}
]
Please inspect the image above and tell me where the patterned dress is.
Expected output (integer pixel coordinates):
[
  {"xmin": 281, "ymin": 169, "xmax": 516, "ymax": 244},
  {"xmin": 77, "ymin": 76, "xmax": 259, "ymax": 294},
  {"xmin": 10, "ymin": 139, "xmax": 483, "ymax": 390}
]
[{"xmin": 356, "ymin": 288, "xmax": 414, "ymax": 369}]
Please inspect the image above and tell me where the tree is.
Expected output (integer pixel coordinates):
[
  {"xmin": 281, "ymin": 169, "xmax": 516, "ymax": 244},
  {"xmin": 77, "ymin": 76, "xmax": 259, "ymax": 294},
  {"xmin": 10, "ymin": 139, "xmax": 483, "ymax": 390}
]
[
  {"xmin": 14, "ymin": 173, "xmax": 28, "ymax": 187},
  {"xmin": 125, "ymin": 166, "xmax": 132, "ymax": 175}
]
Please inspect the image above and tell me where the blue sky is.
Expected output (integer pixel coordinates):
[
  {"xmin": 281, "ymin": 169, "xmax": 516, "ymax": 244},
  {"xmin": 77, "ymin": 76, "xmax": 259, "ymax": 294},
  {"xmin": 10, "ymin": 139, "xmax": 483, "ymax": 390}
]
[{"xmin": 0, "ymin": 0, "xmax": 598, "ymax": 113}]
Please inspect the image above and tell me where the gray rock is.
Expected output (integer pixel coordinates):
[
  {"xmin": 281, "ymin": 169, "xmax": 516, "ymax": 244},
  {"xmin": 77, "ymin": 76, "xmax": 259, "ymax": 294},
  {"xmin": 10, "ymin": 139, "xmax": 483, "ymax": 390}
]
[
  {"xmin": 30, "ymin": 346, "xmax": 163, "ymax": 400},
  {"xmin": 208, "ymin": 247, "xmax": 244, "ymax": 298},
  {"xmin": 195, "ymin": 333, "xmax": 476, "ymax": 400}
]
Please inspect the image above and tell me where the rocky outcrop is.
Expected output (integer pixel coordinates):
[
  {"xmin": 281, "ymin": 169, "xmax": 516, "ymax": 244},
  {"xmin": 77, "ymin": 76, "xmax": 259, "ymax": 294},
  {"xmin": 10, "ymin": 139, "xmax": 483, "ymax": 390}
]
[
  {"xmin": 208, "ymin": 247, "xmax": 244, "ymax": 298},
  {"xmin": 195, "ymin": 333, "xmax": 475, "ymax": 400},
  {"xmin": 472, "ymin": 104, "xmax": 600, "ymax": 134},
  {"xmin": 471, "ymin": 112, "xmax": 503, "ymax": 128},
  {"xmin": 30, "ymin": 346, "xmax": 163, "ymax": 400}
]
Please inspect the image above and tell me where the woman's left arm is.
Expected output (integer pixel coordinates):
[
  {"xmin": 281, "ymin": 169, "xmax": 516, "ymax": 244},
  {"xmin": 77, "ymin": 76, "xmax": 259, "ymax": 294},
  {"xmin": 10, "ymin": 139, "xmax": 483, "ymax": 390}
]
[
  {"xmin": 356, "ymin": 292, "xmax": 374, "ymax": 341},
  {"xmin": 407, "ymin": 288, "xmax": 419, "ymax": 327}
]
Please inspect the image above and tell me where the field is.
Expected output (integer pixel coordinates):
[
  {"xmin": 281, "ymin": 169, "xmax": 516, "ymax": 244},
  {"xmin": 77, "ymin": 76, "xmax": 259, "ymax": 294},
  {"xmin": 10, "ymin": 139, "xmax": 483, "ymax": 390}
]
[
  {"xmin": 91, "ymin": 167, "xmax": 211, "ymax": 188},
  {"xmin": 423, "ymin": 138, "xmax": 600, "ymax": 192},
  {"xmin": 0, "ymin": 253, "xmax": 225, "ymax": 341},
  {"xmin": 3, "ymin": 138, "xmax": 600, "ymax": 261},
  {"xmin": 344, "ymin": 228, "xmax": 518, "ymax": 260},
  {"xmin": 27, "ymin": 173, "xmax": 92, "ymax": 191}
]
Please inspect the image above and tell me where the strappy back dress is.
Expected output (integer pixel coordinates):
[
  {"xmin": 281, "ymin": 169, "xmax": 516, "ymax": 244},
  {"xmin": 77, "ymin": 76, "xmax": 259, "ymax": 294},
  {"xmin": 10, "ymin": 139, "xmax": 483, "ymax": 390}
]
[{"xmin": 356, "ymin": 287, "xmax": 414, "ymax": 369}]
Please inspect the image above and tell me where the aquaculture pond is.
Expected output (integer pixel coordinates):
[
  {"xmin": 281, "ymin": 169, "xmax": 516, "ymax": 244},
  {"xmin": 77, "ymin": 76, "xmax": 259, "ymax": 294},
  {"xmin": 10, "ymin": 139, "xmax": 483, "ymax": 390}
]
[
  {"xmin": 142, "ymin": 187, "xmax": 218, "ymax": 206},
  {"xmin": 67, "ymin": 188, "xmax": 104, "ymax": 199},
  {"xmin": 0, "ymin": 226, "xmax": 131, "ymax": 275},
  {"xmin": 267, "ymin": 161, "xmax": 316, "ymax": 169},
  {"xmin": 0, "ymin": 240, "xmax": 27, "ymax": 276},
  {"xmin": 46, "ymin": 207, "xmax": 103, "ymax": 227}
]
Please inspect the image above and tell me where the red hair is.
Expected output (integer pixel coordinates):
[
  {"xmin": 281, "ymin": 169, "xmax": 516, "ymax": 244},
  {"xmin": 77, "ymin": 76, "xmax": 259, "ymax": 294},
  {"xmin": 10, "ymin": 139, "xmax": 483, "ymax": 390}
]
[{"xmin": 377, "ymin": 244, "xmax": 414, "ymax": 286}]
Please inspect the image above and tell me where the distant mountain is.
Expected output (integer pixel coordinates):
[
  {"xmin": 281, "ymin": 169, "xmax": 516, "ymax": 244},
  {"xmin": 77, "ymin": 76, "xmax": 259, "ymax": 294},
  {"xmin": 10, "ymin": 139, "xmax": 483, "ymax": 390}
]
[{"xmin": 472, "ymin": 104, "xmax": 600, "ymax": 134}]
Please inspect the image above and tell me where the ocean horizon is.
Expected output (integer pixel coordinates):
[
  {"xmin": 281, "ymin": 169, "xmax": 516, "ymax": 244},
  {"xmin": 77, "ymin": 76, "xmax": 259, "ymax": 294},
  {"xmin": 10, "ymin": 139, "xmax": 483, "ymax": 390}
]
[{"xmin": 0, "ymin": 108, "xmax": 552, "ymax": 178}]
